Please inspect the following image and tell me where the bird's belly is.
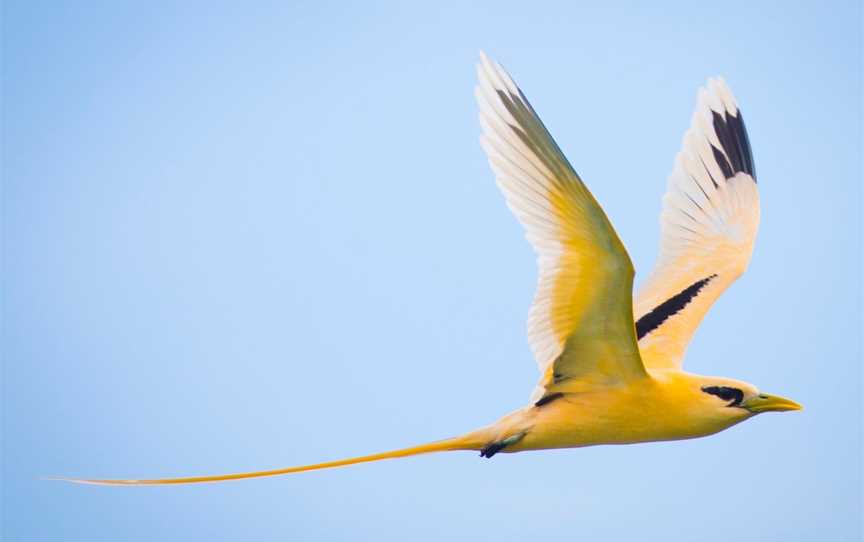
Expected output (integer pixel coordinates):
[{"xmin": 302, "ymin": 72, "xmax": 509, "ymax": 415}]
[{"xmin": 510, "ymin": 395, "xmax": 731, "ymax": 451}]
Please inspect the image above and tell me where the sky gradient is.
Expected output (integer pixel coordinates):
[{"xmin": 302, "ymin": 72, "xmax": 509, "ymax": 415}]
[{"xmin": 3, "ymin": 1, "xmax": 861, "ymax": 540}]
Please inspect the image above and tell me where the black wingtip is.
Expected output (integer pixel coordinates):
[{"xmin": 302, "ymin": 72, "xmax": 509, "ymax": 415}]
[{"xmin": 711, "ymin": 109, "xmax": 756, "ymax": 182}]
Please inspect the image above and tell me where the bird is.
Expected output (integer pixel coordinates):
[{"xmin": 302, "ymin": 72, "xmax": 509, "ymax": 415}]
[{"xmin": 58, "ymin": 52, "xmax": 801, "ymax": 485}]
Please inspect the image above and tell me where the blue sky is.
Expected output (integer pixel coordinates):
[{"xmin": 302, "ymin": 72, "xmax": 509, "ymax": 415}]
[{"xmin": 3, "ymin": 1, "xmax": 861, "ymax": 540}]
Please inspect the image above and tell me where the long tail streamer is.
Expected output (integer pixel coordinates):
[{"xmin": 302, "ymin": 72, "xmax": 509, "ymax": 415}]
[{"xmin": 49, "ymin": 436, "xmax": 475, "ymax": 486}]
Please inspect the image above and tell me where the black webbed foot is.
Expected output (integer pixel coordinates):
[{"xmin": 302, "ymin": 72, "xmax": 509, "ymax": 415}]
[
  {"xmin": 479, "ymin": 442, "xmax": 507, "ymax": 458},
  {"xmin": 479, "ymin": 433, "xmax": 526, "ymax": 459}
]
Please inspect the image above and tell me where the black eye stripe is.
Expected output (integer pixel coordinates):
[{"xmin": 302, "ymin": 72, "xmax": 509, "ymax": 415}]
[{"xmin": 702, "ymin": 386, "xmax": 744, "ymax": 407}]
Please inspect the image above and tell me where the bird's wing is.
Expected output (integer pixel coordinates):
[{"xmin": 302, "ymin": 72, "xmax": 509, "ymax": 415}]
[
  {"xmin": 635, "ymin": 78, "xmax": 759, "ymax": 370},
  {"xmin": 476, "ymin": 52, "xmax": 647, "ymax": 402}
]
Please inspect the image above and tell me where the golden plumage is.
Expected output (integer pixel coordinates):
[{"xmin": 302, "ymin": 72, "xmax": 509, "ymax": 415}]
[{"xmin": 56, "ymin": 53, "xmax": 800, "ymax": 486}]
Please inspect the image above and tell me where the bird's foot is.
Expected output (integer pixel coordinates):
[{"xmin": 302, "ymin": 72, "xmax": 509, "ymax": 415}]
[{"xmin": 479, "ymin": 433, "xmax": 525, "ymax": 458}]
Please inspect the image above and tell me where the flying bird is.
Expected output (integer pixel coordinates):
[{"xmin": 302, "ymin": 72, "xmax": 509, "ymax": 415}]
[{"xmin": 60, "ymin": 52, "xmax": 800, "ymax": 485}]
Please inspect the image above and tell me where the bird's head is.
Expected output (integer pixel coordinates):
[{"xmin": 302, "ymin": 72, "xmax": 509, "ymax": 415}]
[{"xmin": 694, "ymin": 376, "xmax": 802, "ymax": 422}]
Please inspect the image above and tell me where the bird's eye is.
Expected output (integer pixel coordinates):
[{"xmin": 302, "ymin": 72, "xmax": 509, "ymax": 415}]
[{"xmin": 701, "ymin": 386, "xmax": 744, "ymax": 407}]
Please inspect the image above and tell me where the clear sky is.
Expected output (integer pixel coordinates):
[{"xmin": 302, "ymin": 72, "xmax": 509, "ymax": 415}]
[{"xmin": 3, "ymin": 1, "xmax": 861, "ymax": 540}]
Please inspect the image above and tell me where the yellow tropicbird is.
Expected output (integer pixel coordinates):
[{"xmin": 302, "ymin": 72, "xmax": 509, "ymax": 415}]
[{"xmin": 59, "ymin": 53, "xmax": 801, "ymax": 486}]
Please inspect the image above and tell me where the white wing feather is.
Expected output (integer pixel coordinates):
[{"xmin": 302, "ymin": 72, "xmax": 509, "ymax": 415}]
[{"xmin": 635, "ymin": 78, "xmax": 760, "ymax": 370}]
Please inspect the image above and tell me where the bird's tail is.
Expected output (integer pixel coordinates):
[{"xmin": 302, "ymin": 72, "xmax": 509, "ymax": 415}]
[{"xmin": 49, "ymin": 432, "xmax": 486, "ymax": 486}]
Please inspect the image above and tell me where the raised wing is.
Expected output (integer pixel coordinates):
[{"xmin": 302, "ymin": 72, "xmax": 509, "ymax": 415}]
[
  {"xmin": 476, "ymin": 52, "xmax": 647, "ymax": 401},
  {"xmin": 635, "ymin": 78, "xmax": 760, "ymax": 370}
]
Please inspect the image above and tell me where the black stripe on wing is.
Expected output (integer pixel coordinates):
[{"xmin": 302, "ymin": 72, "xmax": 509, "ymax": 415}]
[
  {"xmin": 711, "ymin": 109, "xmax": 756, "ymax": 182},
  {"xmin": 636, "ymin": 274, "xmax": 718, "ymax": 340}
]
